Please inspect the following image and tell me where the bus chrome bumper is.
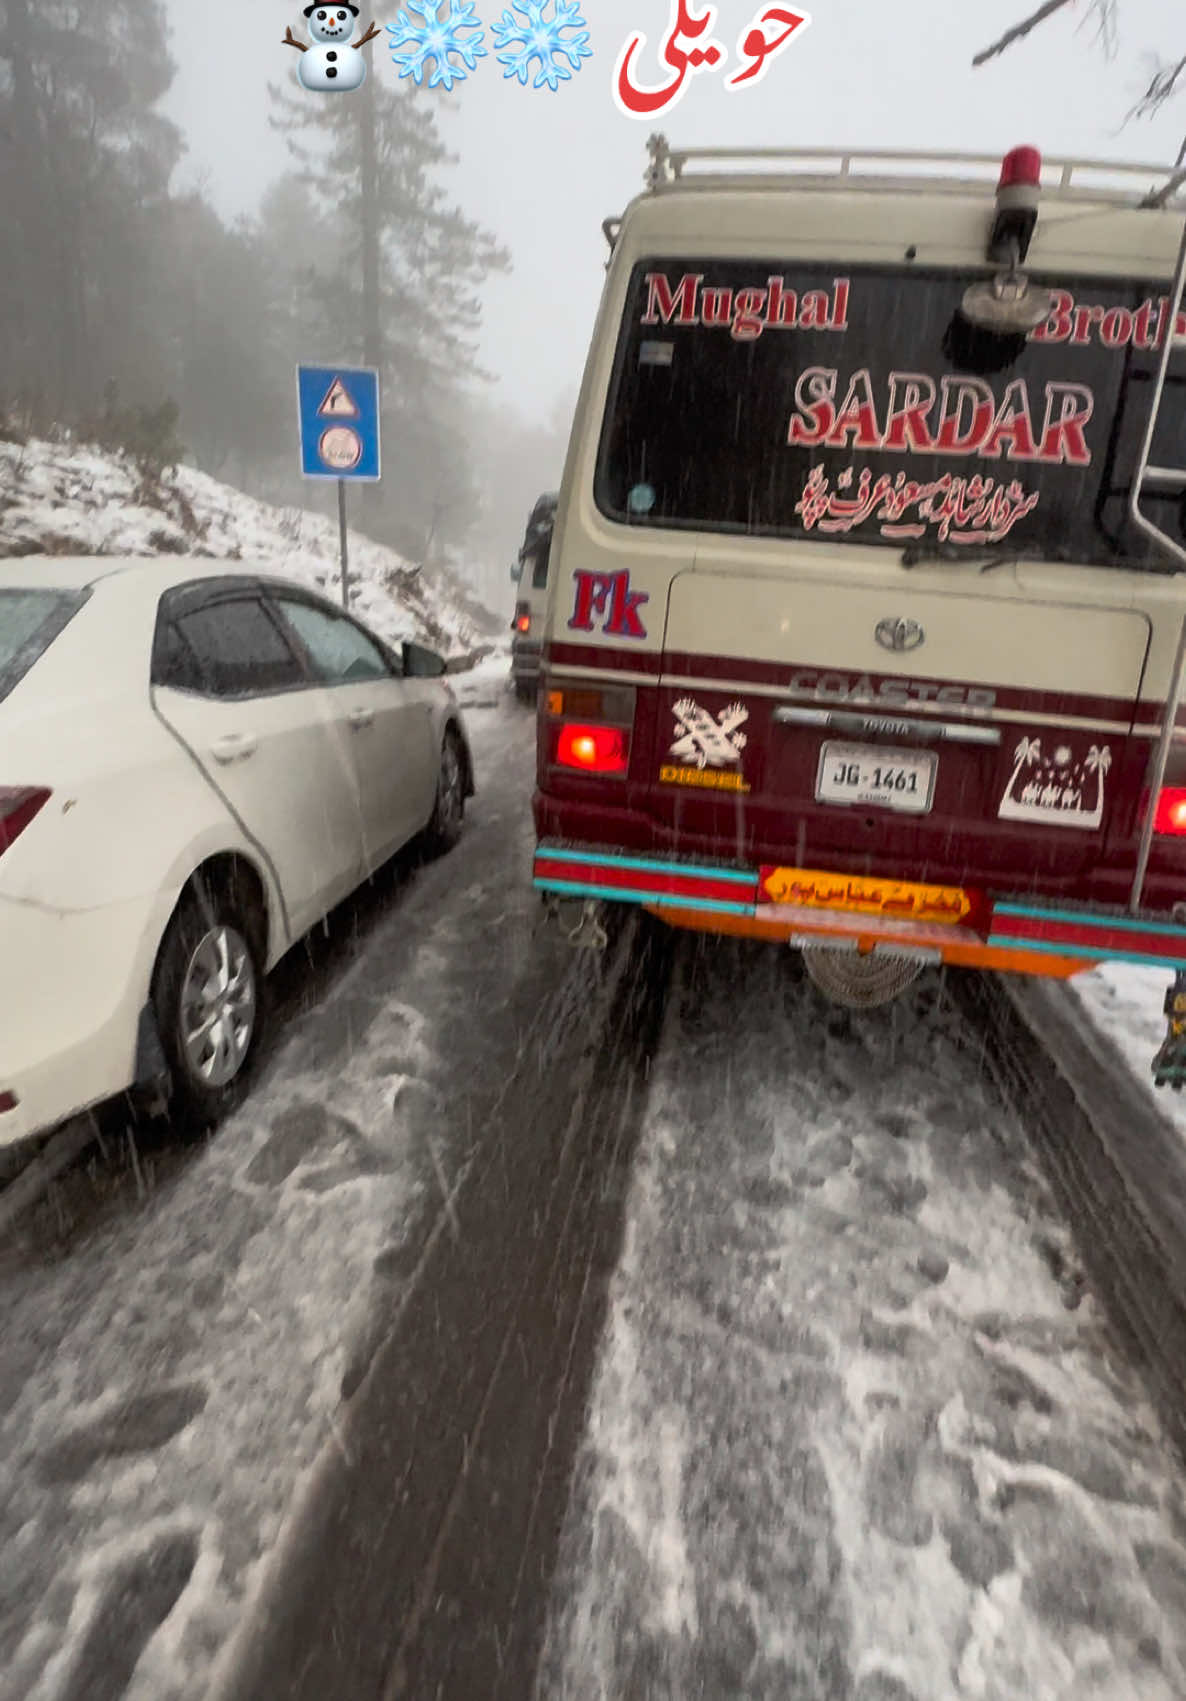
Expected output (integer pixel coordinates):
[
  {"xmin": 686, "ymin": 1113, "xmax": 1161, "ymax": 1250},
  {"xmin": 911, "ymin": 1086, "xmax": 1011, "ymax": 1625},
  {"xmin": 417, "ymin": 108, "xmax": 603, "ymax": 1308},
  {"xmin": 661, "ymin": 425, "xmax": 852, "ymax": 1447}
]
[{"xmin": 532, "ymin": 841, "xmax": 1186, "ymax": 979}]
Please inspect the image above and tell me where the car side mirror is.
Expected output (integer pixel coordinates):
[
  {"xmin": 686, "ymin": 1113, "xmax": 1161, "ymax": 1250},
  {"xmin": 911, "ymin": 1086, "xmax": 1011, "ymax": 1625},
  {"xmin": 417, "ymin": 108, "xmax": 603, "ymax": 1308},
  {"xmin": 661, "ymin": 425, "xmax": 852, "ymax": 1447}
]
[{"xmin": 403, "ymin": 639, "xmax": 447, "ymax": 678}]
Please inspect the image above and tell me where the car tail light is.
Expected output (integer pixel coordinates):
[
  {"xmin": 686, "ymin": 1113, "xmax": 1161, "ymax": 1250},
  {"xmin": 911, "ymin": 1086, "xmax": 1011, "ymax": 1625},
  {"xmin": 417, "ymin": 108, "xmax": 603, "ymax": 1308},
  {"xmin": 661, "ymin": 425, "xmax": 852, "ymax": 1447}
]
[
  {"xmin": 0, "ymin": 786, "xmax": 51, "ymax": 858},
  {"xmin": 556, "ymin": 724, "xmax": 629, "ymax": 775}
]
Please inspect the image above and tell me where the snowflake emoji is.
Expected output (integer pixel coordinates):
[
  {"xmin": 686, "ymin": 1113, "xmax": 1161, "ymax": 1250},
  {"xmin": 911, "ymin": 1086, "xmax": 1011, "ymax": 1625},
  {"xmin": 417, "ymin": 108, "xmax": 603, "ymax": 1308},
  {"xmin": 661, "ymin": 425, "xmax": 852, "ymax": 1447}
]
[
  {"xmin": 491, "ymin": 0, "xmax": 592, "ymax": 91},
  {"xmin": 386, "ymin": 0, "xmax": 486, "ymax": 88}
]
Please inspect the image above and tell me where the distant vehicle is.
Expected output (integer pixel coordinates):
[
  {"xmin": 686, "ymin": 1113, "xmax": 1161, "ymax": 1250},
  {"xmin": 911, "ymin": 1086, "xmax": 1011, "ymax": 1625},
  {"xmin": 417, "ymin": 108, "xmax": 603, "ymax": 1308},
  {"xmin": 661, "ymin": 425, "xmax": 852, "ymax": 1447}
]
[
  {"xmin": 0, "ymin": 559, "xmax": 475, "ymax": 1147},
  {"xmin": 510, "ymin": 491, "xmax": 558, "ymax": 703},
  {"xmin": 532, "ymin": 137, "xmax": 1186, "ymax": 1080}
]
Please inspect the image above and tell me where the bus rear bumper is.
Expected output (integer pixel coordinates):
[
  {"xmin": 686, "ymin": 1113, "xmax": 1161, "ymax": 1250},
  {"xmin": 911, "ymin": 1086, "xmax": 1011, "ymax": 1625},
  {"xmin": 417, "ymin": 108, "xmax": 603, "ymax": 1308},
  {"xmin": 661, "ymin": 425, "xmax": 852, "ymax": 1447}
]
[
  {"xmin": 532, "ymin": 839, "xmax": 1186, "ymax": 979},
  {"xmin": 511, "ymin": 636, "xmax": 542, "ymax": 682}
]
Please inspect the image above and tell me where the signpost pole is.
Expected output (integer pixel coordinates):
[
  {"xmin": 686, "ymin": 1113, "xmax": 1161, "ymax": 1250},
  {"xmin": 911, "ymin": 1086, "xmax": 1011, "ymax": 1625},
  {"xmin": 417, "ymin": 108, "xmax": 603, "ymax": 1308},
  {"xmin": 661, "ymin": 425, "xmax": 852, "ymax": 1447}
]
[
  {"xmin": 337, "ymin": 478, "xmax": 349, "ymax": 610},
  {"xmin": 297, "ymin": 366, "xmax": 379, "ymax": 603}
]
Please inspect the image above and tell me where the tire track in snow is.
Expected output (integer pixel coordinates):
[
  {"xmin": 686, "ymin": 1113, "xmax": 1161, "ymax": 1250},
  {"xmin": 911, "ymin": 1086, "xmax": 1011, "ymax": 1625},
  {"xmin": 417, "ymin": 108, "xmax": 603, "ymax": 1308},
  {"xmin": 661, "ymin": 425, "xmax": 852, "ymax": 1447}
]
[
  {"xmin": 207, "ymin": 912, "xmax": 676, "ymax": 1701},
  {"xmin": 538, "ymin": 941, "xmax": 1186, "ymax": 1701},
  {"xmin": 1, "ymin": 700, "xmax": 564, "ymax": 1701}
]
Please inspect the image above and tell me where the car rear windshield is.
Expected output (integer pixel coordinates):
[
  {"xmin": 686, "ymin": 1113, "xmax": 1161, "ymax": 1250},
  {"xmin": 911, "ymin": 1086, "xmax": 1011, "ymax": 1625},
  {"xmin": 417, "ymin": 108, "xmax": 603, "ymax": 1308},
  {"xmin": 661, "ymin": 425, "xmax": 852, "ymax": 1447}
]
[
  {"xmin": 0, "ymin": 588, "xmax": 89, "ymax": 703},
  {"xmin": 596, "ymin": 257, "xmax": 1186, "ymax": 568}
]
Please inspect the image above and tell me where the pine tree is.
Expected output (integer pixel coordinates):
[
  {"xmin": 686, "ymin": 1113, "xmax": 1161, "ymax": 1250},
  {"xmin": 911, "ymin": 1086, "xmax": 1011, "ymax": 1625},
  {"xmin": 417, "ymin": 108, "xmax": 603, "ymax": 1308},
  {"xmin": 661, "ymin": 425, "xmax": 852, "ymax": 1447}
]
[
  {"xmin": 268, "ymin": 65, "xmax": 511, "ymax": 555},
  {"xmin": 0, "ymin": 0, "xmax": 182, "ymax": 422}
]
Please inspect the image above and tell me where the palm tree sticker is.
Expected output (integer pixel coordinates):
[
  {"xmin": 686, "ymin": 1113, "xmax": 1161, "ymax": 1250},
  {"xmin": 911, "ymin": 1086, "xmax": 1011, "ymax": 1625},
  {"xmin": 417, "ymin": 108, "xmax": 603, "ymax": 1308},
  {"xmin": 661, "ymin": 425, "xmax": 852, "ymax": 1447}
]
[{"xmin": 998, "ymin": 736, "xmax": 1112, "ymax": 829}]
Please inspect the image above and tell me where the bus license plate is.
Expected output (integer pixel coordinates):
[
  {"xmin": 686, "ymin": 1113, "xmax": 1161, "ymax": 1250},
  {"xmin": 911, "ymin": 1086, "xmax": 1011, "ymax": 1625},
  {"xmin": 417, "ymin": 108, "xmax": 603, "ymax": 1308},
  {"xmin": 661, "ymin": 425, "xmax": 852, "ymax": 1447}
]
[{"xmin": 816, "ymin": 743, "xmax": 936, "ymax": 814}]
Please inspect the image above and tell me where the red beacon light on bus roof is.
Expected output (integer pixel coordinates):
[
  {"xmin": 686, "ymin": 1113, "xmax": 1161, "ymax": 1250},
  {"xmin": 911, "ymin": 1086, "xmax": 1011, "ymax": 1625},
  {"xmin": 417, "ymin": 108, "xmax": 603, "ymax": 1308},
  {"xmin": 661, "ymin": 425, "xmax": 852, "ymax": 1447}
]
[
  {"xmin": 989, "ymin": 144, "xmax": 1042, "ymax": 266},
  {"xmin": 998, "ymin": 145, "xmax": 1042, "ymax": 191},
  {"xmin": 961, "ymin": 143, "xmax": 1054, "ymax": 335}
]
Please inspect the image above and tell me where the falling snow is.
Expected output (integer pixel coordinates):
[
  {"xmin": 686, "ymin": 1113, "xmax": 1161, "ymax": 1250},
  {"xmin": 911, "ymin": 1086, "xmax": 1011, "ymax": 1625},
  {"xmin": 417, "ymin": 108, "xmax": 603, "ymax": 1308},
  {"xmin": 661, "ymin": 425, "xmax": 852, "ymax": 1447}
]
[
  {"xmin": 537, "ymin": 951, "xmax": 1186, "ymax": 1701},
  {"xmin": 8, "ymin": 441, "xmax": 1186, "ymax": 1700},
  {"xmin": 998, "ymin": 735, "xmax": 1113, "ymax": 828}
]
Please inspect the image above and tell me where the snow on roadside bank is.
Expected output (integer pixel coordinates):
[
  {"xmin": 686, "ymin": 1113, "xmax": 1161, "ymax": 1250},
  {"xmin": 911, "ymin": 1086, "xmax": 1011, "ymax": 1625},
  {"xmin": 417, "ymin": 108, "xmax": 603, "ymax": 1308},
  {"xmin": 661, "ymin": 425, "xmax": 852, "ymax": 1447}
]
[
  {"xmin": 0, "ymin": 436, "xmax": 499, "ymax": 660},
  {"xmin": 449, "ymin": 644, "xmax": 518, "ymax": 709},
  {"xmin": 1072, "ymin": 964, "xmax": 1186, "ymax": 1142}
]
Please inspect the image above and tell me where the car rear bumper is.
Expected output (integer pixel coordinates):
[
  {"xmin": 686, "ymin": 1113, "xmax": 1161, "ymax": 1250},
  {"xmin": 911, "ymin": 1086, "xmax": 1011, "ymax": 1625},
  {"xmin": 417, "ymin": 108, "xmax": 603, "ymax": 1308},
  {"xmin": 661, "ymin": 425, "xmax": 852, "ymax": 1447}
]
[
  {"xmin": 532, "ymin": 832, "xmax": 1186, "ymax": 979},
  {"xmin": 0, "ymin": 888, "xmax": 167, "ymax": 1147}
]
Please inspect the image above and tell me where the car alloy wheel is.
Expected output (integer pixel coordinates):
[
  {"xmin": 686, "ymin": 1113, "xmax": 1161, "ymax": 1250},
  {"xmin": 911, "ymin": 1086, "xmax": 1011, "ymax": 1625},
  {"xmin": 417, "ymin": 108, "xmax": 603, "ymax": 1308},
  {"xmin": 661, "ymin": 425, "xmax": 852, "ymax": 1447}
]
[
  {"xmin": 437, "ymin": 737, "xmax": 463, "ymax": 836},
  {"xmin": 425, "ymin": 729, "xmax": 466, "ymax": 853},
  {"xmin": 178, "ymin": 923, "xmax": 257, "ymax": 1088}
]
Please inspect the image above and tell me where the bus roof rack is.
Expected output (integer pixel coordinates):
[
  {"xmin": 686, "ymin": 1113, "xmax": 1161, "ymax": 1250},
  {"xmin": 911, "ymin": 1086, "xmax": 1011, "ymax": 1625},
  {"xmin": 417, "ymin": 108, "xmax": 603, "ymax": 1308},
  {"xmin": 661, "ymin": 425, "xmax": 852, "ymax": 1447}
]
[{"xmin": 642, "ymin": 134, "xmax": 1186, "ymax": 209}]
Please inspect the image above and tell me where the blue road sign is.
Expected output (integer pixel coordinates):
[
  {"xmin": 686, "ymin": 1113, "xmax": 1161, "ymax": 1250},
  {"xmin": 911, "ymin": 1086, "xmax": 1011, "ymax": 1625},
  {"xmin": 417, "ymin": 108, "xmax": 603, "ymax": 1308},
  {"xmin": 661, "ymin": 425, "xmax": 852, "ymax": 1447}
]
[{"xmin": 296, "ymin": 364, "xmax": 381, "ymax": 482}]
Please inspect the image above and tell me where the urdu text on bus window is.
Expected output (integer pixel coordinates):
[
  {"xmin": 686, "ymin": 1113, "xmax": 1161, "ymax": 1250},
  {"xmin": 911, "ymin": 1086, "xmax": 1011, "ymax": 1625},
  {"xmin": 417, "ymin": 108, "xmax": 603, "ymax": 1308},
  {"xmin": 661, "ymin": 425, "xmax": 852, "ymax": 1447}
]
[{"xmin": 594, "ymin": 259, "xmax": 1186, "ymax": 568}]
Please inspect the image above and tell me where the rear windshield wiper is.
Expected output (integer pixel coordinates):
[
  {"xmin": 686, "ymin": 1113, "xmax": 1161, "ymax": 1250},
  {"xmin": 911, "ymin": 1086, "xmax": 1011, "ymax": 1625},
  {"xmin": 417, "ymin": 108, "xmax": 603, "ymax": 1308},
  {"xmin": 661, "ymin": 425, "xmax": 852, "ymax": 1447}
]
[{"xmin": 900, "ymin": 540, "xmax": 1031, "ymax": 574}]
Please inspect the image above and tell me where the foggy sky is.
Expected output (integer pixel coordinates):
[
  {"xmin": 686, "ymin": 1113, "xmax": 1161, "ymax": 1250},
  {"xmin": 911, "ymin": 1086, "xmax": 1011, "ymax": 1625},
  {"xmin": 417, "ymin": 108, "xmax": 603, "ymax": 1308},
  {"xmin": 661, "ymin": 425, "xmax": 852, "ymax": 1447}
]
[{"xmin": 162, "ymin": 0, "xmax": 1186, "ymax": 428}]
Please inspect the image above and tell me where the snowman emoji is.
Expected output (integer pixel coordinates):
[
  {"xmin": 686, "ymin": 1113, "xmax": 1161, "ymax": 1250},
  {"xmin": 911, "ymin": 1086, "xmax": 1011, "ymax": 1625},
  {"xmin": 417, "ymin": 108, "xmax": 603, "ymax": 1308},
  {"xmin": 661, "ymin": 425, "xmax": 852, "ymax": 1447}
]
[{"xmin": 283, "ymin": 4, "xmax": 380, "ymax": 92}]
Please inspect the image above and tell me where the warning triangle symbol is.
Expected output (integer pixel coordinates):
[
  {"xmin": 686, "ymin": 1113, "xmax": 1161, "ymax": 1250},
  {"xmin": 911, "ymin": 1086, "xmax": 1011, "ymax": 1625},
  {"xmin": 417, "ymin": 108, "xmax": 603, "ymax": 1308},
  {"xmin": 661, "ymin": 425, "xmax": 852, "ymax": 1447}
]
[{"xmin": 318, "ymin": 377, "xmax": 359, "ymax": 418}]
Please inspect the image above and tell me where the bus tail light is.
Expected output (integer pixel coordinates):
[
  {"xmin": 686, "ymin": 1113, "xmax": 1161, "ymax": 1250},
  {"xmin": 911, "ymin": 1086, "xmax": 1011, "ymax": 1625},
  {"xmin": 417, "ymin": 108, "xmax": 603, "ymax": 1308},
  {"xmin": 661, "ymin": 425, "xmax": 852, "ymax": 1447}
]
[
  {"xmin": 1144, "ymin": 739, "xmax": 1186, "ymax": 836},
  {"xmin": 557, "ymin": 724, "xmax": 630, "ymax": 775},
  {"xmin": 1155, "ymin": 787, "xmax": 1186, "ymax": 837},
  {"xmin": 546, "ymin": 682, "xmax": 636, "ymax": 779},
  {"xmin": 512, "ymin": 602, "xmax": 531, "ymax": 634}
]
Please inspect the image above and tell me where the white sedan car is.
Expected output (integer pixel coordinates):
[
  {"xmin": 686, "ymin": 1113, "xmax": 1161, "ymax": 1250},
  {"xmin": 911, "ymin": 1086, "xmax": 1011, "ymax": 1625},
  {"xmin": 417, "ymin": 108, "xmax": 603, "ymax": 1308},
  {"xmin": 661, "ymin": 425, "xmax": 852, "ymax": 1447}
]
[{"xmin": 0, "ymin": 559, "xmax": 475, "ymax": 1147}]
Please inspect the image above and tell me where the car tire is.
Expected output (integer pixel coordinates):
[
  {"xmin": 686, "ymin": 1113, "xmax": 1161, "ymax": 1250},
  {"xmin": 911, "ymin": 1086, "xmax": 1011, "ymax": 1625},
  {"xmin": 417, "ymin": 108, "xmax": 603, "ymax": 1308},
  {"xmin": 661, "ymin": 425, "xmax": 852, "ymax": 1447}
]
[
  {"xmin": 514, "ymin": 680, "xmax": 535, "ymax": 705},
  {"xmin": 151, "ymin": 880, "xmax": 264, "ymax": 1133},
  {"xmin": 424, "ymin": 728, "xmax": 466, "ymax": 854}
]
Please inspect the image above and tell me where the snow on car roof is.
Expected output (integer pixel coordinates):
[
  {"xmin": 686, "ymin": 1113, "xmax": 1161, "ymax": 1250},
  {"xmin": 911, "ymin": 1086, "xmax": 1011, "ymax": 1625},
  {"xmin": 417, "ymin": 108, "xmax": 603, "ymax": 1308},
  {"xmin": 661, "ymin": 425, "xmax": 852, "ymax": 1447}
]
[{"xmin": 0, "ymin": 557, "xmax": 307, "ymax": 594}]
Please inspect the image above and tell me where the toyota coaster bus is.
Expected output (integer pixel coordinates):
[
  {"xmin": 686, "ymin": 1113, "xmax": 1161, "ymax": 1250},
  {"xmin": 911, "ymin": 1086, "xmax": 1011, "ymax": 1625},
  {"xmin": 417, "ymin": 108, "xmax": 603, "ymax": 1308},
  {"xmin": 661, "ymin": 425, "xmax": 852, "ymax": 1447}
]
[{"xmin": 532, "ymin": 137, "xmax": 1186, "ymax": 1084}]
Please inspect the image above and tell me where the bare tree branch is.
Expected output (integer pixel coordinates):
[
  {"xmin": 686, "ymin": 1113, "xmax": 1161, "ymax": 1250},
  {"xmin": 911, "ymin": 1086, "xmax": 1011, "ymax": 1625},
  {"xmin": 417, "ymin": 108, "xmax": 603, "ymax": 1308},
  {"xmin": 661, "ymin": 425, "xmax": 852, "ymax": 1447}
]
[
  {"xmin": 972, "ymin": 0, "xmax": 1075, "ymax": 68},
  {"xmin": 1128, "ymin": 52, "xmax": 1186, "ymax": 121},
  {"xmin": 1089, "ymin": 0, "xmax": 1120, "ymax": 60},
  {"xmin": 975, "ymin": 0, "xmax": 1184, "ymax": 159}
]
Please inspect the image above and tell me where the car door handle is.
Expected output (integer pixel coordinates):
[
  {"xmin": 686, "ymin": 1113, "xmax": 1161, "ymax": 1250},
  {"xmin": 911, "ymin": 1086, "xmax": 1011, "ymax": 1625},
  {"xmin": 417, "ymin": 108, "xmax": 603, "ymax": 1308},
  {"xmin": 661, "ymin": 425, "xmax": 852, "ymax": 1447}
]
[
  {"xmin": 211, "ymin": 732, "xmax": 258, "ymax": 763},
  {"xmin": 348, "ymin": 708, "xmax": 375, "ymax": 730}
]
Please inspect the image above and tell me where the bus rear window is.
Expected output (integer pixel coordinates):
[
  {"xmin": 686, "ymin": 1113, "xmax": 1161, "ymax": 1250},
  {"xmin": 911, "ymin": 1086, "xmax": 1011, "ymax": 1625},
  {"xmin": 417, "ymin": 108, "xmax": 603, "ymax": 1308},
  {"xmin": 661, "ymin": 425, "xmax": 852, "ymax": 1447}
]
[
  {"xmin": 595, "ymin": 258, "xmax": 1186, "ymax": 569},
  {"xmin": 529, "ymin": 540, "xmax": 551, "ymax": 589}
]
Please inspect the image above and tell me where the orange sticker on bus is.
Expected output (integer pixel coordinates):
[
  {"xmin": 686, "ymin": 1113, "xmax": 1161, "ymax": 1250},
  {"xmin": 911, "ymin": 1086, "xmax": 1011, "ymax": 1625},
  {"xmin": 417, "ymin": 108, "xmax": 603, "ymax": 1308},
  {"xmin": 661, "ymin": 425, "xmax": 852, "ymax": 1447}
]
[{"xmin": 760, "ymin": 866, "xmax": 972, "ymax": 924}]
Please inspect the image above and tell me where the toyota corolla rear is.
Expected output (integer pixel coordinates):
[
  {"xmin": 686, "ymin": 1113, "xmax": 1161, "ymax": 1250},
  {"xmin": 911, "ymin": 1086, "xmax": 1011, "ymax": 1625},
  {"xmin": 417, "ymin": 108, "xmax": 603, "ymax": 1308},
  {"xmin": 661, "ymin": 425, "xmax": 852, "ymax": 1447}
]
[{"xmin": 0, "ymin": 571, "xmax": 213, "ymax": 1145}]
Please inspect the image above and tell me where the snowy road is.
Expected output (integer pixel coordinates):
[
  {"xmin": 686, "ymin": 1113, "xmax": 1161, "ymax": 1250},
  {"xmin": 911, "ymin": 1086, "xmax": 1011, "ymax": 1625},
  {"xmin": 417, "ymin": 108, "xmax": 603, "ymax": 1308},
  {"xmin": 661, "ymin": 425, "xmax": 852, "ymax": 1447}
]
[
  {"xmin": 7, "ymin": 684, "xmax": 1186, "ymax": 1700},
  {"xmin": 3, "ymin": 684, "xmax": 603, "ymax": 1701},
  {"xmin": 537, "ymin": 948, "xmax": 1186, "ymax": 1701}
]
